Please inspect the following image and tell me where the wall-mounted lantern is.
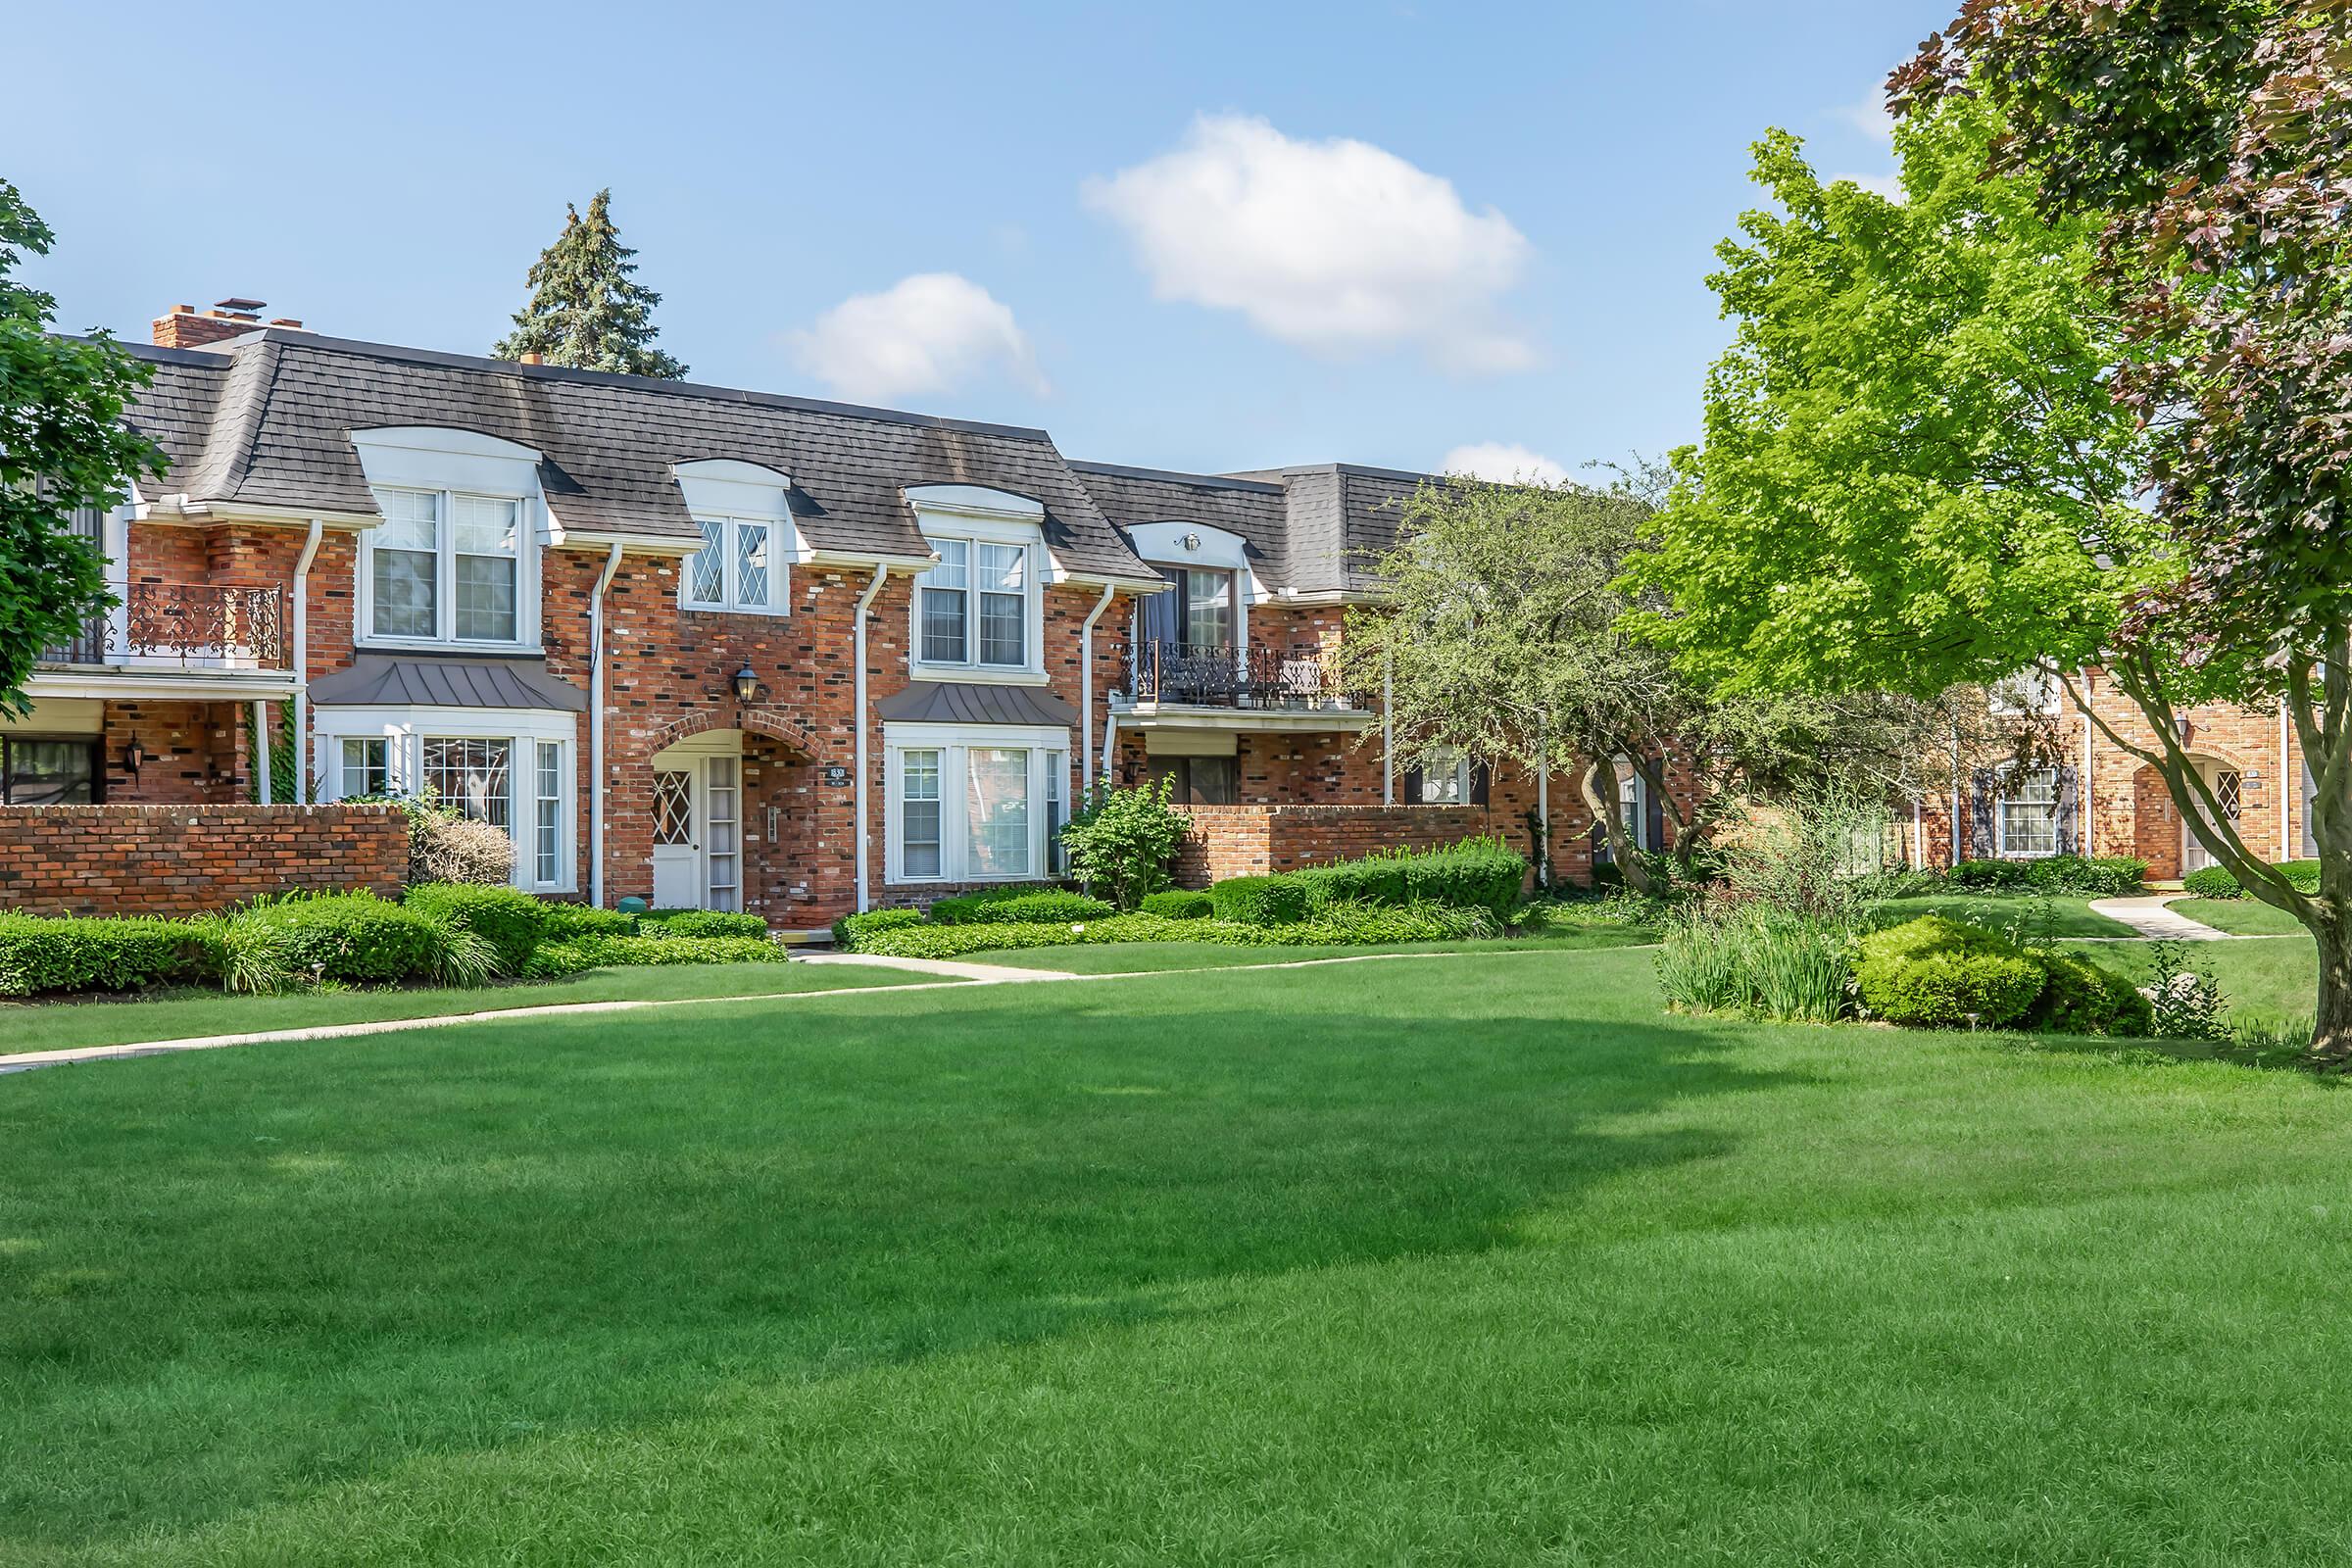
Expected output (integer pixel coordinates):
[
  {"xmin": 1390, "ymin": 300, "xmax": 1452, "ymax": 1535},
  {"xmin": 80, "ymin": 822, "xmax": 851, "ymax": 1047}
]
[
  {"xmin": 732, "ymin": 665, "xmax": 760, "ymax": 705},
  {"xmin": 122, "ymin": 735, "xmax": 145, "ymax": 778}
]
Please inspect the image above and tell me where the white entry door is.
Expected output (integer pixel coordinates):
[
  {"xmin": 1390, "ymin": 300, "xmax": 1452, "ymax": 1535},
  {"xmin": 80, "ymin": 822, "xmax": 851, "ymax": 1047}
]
[
  {"xmin": 2184, "ymin": 761, "xmax": 2242, "ymax": 874},
  {"xmin": 651, "ymin": 767, "xmax": 700, "ymax": 907}
]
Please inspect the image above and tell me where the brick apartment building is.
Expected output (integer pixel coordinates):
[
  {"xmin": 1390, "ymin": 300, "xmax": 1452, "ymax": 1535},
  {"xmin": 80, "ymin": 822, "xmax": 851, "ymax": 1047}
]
[{"xmin": 6, "ymin": 303, "xmax": 1645, "ymax": 925}]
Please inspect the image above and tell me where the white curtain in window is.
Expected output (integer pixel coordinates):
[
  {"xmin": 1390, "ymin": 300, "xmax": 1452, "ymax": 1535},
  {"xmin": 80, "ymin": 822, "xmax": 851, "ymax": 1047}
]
[{"xmin": 966, "ymin": 747, "xmax": 1030, "ymax": 876}]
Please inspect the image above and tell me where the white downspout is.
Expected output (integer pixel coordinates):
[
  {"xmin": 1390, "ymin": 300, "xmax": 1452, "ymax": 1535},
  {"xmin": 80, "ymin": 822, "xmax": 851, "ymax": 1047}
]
[
  {"xmin": 2080, "ymin": 671, "xmax": 2095, "ymax": 857},
  {"xmin": 2281, "ymin": 697, "xmax": 2293, "ymax": 861},
  {"xmin": 853, "ymin": 564, "xmax": 889, "ymax": 912},
  {"xmin": 1079, "ymin": 583, "xmax": 1115, "ymax": 789},
  {"xmin": 1911, "ymin": 797, "xmax": 1925, "ymax": 869},
  {"xmin": 1382, "ymin": 652, "xmax": 1395, "ymax": 805},
  {"xmin": 290, "ymin": 517, "xmax": 322, "ymax": 801},
  {"xmin": 588, "ymin": 543, "xmax": 622, "ymax": 906},
  {"xmin": 251, "ymin": 698, "xmax": 272, "ymax": 803},
  {"xmin": 1950, "ymin": 720, "xmax": 1965, "ymax": 865}
]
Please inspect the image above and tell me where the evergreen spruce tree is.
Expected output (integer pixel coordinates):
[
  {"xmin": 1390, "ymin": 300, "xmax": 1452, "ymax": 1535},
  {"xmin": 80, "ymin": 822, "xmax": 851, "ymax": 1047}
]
[{"xmin": 493, "ymin": 189, "xmax": 686, "ymax": 377}]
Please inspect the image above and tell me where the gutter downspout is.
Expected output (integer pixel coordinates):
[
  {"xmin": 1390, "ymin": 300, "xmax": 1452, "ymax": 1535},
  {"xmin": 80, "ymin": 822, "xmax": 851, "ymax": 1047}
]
[
  {"xmin": 1950, "ymin": 719, "xmax": 1965, "ymax": 866},
  {"xmin": 1382, "ymin": 652, "xmax": 1395, "ymax": 805},
  {"xmin": 290, "ymin": 518, "xmax": 322, "ymax": 801},
  {"xmin": 853, "ymin": 564, "xmax": 889, "ymax": 912},
  {"xmin": 1079, "ymin": 583, "xmax": 1115, "ymax": 790},
  {"xmin": 2080, "ymin": 670, "xmax": 2095, "ymax": 857},
  {"xmin": 588, "ymin": 543, "xmax": 622, "ymax": 906},
  {"xmin": 2281, "ymin": 697, "xmax": 2294, "ymax": 861}
]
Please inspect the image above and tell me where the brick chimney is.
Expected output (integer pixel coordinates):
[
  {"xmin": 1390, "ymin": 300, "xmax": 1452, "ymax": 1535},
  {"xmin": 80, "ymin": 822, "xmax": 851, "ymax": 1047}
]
[{"xmin": 152, "ymin": 298, "xmax": 306, "ymax": 350}]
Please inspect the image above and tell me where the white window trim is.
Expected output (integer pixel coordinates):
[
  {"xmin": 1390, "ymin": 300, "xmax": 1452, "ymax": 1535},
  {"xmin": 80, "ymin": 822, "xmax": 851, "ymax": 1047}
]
[
  {"xmin": 1989, "ymin": 666, "xmax": 2064, "ymax": 718},
  {"xmin": 356, "ymin": 485, "xmax": 544, "ymax": 652},
  {"xmin": 882, "ymin": 721, "xmax": 1071, "ymax": 884},
  {"xmin": 1993, "ymin": 763, "xmax": 2062, "ymax": 859},
  {"xmin": 681, "ymin": 513, "xmax": 788, "ymax": 615},
  {"xmin": 1126, "ymin": 520, "xmax": 1257, "ymax": 651},
  {"xmin": 1417, "ymin": 746, "xmax": 1475, "ymax": 806},
  {"xmin": 907, "ymin": 506, "xmax": 1048, "ymax": 685},
  {"xmin": 314, "ymin": 705, "xmax": 578, "ymax": 893}
]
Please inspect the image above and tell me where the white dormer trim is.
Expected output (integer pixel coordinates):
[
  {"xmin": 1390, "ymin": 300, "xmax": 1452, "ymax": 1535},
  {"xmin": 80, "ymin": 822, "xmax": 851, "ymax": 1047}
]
[
  {"xmin": 674, "ymin": 461, "xmax": 795, "ymax": 617},
  {"xmin": 903, "ymin": 483, "xmax": 1045, "ymax": 523},
  {"xmin": 349, "ymin": 427, "xmax": 546, "ymax": 653},
  {"xmin": 675, "ymin": 459, "xmax": 796, "ymax": 517}
]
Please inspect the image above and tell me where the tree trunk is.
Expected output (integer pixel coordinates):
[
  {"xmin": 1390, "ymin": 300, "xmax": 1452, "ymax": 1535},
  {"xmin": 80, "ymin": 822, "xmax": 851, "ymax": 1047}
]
[
  {"xmin": 1579, "ymin": 758, "xmax": 1653, "ymax": 896},
  {"xmin": 2315, "ymin": 917, "xmax": 2352, "ymax": 1064}
]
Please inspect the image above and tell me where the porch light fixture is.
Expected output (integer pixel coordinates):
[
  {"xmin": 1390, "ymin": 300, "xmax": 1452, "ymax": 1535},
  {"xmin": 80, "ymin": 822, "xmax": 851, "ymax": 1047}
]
[
  {"xmin": 122, "ymin": 735, "xmax": 145, "ymax": 777},
  {"xmin": 2175, "ymin": 716, "xmax": 2196, "ymax": 748},
  {"xmin": 732, "ymin": 665, "xmax": 760, "ymax": 705}
]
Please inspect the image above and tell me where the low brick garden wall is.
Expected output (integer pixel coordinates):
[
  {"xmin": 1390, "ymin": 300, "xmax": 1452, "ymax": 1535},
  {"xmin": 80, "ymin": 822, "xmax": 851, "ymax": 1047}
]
[
  {"xmin": 1175, "ymin": 804, "xmax": 1524, "ymax": 887},
  {"xmin": 0, "ymin": 804, "xmax": 407, "ymax": 918}
]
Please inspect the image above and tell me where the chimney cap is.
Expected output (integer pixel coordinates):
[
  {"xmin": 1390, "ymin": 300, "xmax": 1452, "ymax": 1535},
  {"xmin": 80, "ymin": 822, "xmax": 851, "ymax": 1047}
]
[{"xmin": 214, "ymin": 296, "xmax": 268, "ymax": 313}]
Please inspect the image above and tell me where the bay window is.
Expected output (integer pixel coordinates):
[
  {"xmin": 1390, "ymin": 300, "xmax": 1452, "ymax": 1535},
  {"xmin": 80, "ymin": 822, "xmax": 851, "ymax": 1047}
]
[
  {"xmin": 364, "ymin": 486, "xmax": 531, "ymax": 646},
  {"xmin": 317, "ymin": 712, "xmax": 575, "ymax": 891},
  {"xmin": 885, "ymin": 726, "xmax": 1070, "ymax": 882}
]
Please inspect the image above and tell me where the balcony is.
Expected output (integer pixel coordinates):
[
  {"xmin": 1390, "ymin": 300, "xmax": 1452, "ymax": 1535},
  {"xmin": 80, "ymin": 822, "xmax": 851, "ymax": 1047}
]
[
  {"xmin": 41, "ymin": 581, "xmax": 290, "ymax": 669},
  {"xmin": 1111, "ymin": 640, "xmax": 1375, "ymax": 731}
]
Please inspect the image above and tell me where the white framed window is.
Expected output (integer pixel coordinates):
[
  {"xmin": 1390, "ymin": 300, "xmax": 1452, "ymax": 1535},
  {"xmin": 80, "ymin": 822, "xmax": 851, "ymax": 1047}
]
[
  {"xmin": 683, "ymin": 514, "xmax": 783, "ymax": 614},
  {"xmin": 884, "ymin": 724, "xmax": 1071, "ymax": 883},
  {"xmin": 1996, "ymin": 767, "xmax": 2060, "ymax": 858},
  {"xmin": 534, "ymin": 741, "xmax": 564, "ymax": 887},
  {"xmin": 316, "ymin": 709, "xmax": 575, "ymax": 892},
  {"xmin": 1989, "ymin": 667, "xmax": 2063, "ymax": 717},
  {"xmin": 360, "ymin": 486, "xmax": 534, "ymax": 648},
  {"xmin": 915, "ymin": 536, "xmax": 1035, "ymax": 673},
  {"xmin": 1415, "ymin": 746, "xmax": 1474, "ymax": 805}
]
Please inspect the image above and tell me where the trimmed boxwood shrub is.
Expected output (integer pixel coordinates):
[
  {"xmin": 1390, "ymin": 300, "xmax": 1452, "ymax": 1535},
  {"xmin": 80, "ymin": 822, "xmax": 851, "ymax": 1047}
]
[
  {"xmin": 1947, "ymin": 856, "xmax": 2146, "ymax": 896},
  {"xmin": 846, "ymin": 902, "xmax": 1495, "ymax": 960},
  {"xmin": 403, "ymin": 883, "xmax": 550, "ymax": 972},
  {"xmin": 538, "ymin": 903, "xmax": 638, "ymax": 942},
  {"xmin": 231, "ymin": 893, "xmax": 451, "ymax": 985},
  {"xmin": 1855, "ymin": 916, "xmax": 2044, "ymax": 1029},
  {"xmin": 521, "ymin": 933, "xmax": 790, "ymax": 978},
  {"xmin": 928, "ymin": 889, "xmax": 1114, "ymax": 926},
  {"xmin": 2180, "ymin": 860, "xmax": 2318, "ymax": 901},
  {"xmin": 0, "ymin": 914, "xmax": 226, "ymax": 998},
  {"xmin": 1211, "ymin": 874, "xmax": 1311, "ymax": 926},
  {"xmin": 641, "ymin": 909, "xmax": 770, "ymax": 940},
  {"xmin": 832, "ymin": 907, "xmax": 923, "ymax": 950},
  {"xmin": 1295, "ymin": 837, "xmax": 1528, "ymax": 919},
  {"xmin": 2026, "ymin": 948, "xmax": 2156, "ymax": 1037},
  {"xmin": 1140, "ymin": 889, "xmax": 1214, "ymax": 920}
]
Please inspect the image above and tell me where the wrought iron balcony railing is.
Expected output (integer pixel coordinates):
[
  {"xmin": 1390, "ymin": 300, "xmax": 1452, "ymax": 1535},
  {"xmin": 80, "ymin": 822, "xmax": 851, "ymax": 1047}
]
[
  {"xmin": 1116, "ymin": 639, "xmax": 1364, "ymax": 710},
  {"xmin": 38, "ymin": 581, "xmax": 290, "ymax": 670}
]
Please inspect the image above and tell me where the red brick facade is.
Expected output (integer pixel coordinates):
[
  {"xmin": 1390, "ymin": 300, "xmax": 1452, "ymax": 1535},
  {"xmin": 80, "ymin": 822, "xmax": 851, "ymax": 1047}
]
[{"xmin": 0, "ymin": 805, "xmax": 405, "ymax": 918}]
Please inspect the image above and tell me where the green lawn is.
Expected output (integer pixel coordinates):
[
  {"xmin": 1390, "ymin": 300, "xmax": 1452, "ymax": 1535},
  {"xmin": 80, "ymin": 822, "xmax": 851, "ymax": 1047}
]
[
  {"xmin": 1871, "ymin": 891, "xmax": 2142, "ymax": 939},
  {"xmin": 966, "ymin": 925, "xmax": 1656, "ymax": 971},
  {"xmin": 10, "ymin": 947, "xmax": 2352, "ymax": 1563},
  {"xmin": 5, "ymin": 961, "xmax": 934, "ymax": 1054},
  {"xmin": 2058, "ymin": 931, "xmax": 2320, "ymax": 1039},
  {"xmin": 2174, "ymin": 895, "xmax": 2312, "ymax": 936}
]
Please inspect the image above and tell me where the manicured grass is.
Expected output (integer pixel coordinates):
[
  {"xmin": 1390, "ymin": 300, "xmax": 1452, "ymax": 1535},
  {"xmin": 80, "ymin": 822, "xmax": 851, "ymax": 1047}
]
[
  {"xmin": 4, "ymin": 961, "xmax": 935, "ymax": 1054},
  {"xmin": 9, "ymin": 948, "xmax": 2352, "ymax": 1564},
  {"xmin": 2174, "ymin": 895, "xmax": 2312, "ymax": 937},
  {"xmin": 1871, "ymin": 891, "xmax": 2143, "ymax": 939},
  {"xmin": 966, "ymin": 926, "xmax": 1657, "ymax": 972},
  {"xmin": 2060, "ymin": 932, "xmax": 2320, "ymax": 1039}
]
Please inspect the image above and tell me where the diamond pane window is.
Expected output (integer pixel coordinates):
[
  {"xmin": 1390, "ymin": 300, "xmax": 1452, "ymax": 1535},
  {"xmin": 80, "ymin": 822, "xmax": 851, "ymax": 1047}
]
[
  {"xmin": 2216, "ymin": 769, "xmax": 2243, "ymax": 821},
  {"xmin": 654, "ymin": 770, "xmax": 693, "ymax": 847},
  {"xmin": 736, "ymin": 523, "xmax": 769, "ymax": 609},
  {"xmin": 689, "ymin": 518, "xmax": 727, "ymax": 605}
]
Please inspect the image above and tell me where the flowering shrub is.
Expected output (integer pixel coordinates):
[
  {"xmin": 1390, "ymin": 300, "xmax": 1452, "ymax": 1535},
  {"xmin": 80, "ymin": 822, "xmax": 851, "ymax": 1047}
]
[{"xmin": 2139, "ymin": 941, "xmax": 2229, "ymax": 1039}]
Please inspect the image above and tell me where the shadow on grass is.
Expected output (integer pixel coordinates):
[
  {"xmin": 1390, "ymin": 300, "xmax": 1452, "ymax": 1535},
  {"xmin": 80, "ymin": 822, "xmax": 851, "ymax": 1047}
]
[{"xmin": 0, "ymin": 966, "xmax": 1790, "ymax": 1545}]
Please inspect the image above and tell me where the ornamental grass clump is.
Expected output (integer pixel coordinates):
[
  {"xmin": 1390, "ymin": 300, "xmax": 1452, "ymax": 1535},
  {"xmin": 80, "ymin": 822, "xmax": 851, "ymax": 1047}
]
[{"xmin": 1655, "ymin": 901, "xmax": 1854, "ymax": 1025}]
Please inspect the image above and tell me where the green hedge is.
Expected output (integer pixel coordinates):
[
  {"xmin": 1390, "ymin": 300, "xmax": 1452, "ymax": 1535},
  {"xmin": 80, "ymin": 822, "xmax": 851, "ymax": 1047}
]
[
  {"xmin": 2180, "ymin": 859, "xmax": 2319, "ymax": 901},
  {"xmin": 1211, "ymin": 875, "xmax": 1312, "ymax": 926},
  {"xmin": 1295, "ymin": 837, "xmax": 1528, "ymax": 919},
  {"xmin": 401, "ymin": 883, "xmax": 550, "ymax": 972},
  {"xmin": 848, "ymin": 901, "xmax": 1495, "ymax": 960},
  {"xmin": 1855, "ymin": 915, "xmax": 2147, "ymax": 1034},
  {"xmin": 233, "ymin": 894, "xmax": 456, "ymax": 986},
  {"xmin": 537, "ymin": 903, "xmax": 638, "ymax": 942},
  {"xmin": 522, "ymin": 933, "xmax": 790, "ymax": 979},
  {"xmin": 1946, "ymin": 856, "xmax": 2147, "ymax": 896},
  {"xmin": 0, "ymin": 914, "xmax": 226, "ymax": 998},
  {"xmin": 928, "ymin": 889, "xmax": 1114, "ymax": 926},
  {"xmin": 640, "ymin": 909, "xmax": 770, "ymax": 940},
  {"xmin": 1139, "ymin": 889, "xmax": 1214, "ymax": 920},
  {"xmin": 832, "ymin": 907, "xmax": 923, "ymax": 950}
]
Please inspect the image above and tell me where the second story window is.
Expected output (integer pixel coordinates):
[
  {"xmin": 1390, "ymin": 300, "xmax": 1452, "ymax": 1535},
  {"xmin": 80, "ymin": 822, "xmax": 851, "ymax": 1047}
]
[
  {"xmin": 367, "ymin": 487, "xmax": 526, "ymax": 646},
  {"xmin": 685, "ymin": 515, "xmax": 780, "ymax": 613},
  {"xmin": 917, "ymin": 537, "xmax": 1031, "ymax": 670}
]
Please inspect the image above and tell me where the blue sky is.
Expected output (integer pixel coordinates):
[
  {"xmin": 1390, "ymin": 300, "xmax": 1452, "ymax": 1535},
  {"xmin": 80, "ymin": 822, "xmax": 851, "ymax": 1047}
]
[{"xmin": 10, "ymin": 1, "xmax": 1948, "ymax": 481}]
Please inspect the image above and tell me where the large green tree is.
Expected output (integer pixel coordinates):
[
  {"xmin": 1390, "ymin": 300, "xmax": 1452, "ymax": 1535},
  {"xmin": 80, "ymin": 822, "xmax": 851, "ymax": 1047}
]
[
  {"xmin": 0, "ymin": 179, "xmax": 164, "ymax": 717},
  {"xmin": 1340, "ymin": 473, "xmax": 1970, "ymax": 894},
  {"xmin": 494, "ymin": 189, "xmax": 686, "ymax": 377},
  {"xmin": 1642, "ymin": 11, "xmax": 2352, "ymax": 1054}
]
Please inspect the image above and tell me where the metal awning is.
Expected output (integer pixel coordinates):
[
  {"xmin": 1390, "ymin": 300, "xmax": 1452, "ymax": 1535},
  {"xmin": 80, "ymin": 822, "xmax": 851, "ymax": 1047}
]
[{"xmin": 308, "ymin": 654, "xmax": 587, "ymax": 711}]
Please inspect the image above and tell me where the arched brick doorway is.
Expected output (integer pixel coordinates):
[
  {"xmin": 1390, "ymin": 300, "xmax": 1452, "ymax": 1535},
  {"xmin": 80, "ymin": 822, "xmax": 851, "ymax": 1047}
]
[{"xmin": 2131, "ymin": 753, "xmax": 2247, "ymax": 880}]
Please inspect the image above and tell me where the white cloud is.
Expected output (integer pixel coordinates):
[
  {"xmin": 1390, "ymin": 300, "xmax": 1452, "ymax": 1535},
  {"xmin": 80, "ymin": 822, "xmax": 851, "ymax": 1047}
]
[
  {"xmin": 1082, "ymin": 114, "xmax": 1538, "ymax": 374},
  {"xmin": 1830, "ymin": 93, "xmax": 1904, "ymax": 203},
  {"xmin": 786, "ymin": 273, "xmax": 1048, "ymax": 404},
  {"xmin": 1441, "ymin": 442, "xmax": 1569, "ymax": 486}
]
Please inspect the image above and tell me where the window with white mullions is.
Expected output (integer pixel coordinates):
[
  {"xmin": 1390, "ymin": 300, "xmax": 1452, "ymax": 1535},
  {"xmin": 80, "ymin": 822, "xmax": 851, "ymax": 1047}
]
[
  {"xmin": 919, "ymin": 542, "xmax": 969, "ymax": 663},
  {"xmin": 372, "ymin": 490, "xmax": 440, "ymax": 638},
  {"xmin": 901, "ymin": 749, "xmax": 943, "ymax": 877},
  {"xmin": 2214, "ymin": 768, "xmax": 2242, "ymax": 822},
  {"xmin": 452, "ymin": 496, "xmax": 520, "ymax": 641},
  {"xmin": 423, "ymin": 736, "xmax": 512, "ymax": 826},
  {"xmin": 684, "ymin": 514, "xmax": 780, "ymax": 613},
  {"xmin": 366, "ymin": 487, "xmax": 528, "ymax": 645},
  {"xmin": 915, "ymin": 536, "xmax": 1035, "ymax": 672},
  {"xmin": 966, "ymin": 747, "xmax": 1030, "ymax": 876},
  {"xmin": 534, "ymin": 741, "xmax": 564, "ymax": 886},
  {"xmin": 1996, "ymin": 767, "xmax": 2059, "ymax": 858}
]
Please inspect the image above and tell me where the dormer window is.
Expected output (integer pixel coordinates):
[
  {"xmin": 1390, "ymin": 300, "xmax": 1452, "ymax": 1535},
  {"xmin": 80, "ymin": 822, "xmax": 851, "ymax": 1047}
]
[
  {"xmin": 674, "ymin": 460, "xmax": 794, "ymax": 616},
  {"xmin": 905, "ymin": 485, "xmax": 1048, "ymax": 682},
  {"xmin": 686, "ymin": 515, "xmax": 780, "ymax": 613},
  {"xmin": 365, "ymin": 487, "xmax": 526, "ymax": 645}
]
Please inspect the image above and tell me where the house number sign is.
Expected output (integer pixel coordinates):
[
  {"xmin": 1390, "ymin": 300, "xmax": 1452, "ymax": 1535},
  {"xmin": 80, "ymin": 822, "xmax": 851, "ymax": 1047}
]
[{"xmin": 821, "ymin": 764, "xmax": 853, "ymax": 787}]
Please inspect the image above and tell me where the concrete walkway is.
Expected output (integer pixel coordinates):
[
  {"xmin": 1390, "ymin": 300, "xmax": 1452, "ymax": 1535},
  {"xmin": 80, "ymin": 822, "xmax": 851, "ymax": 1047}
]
[
  {"xmin": 2086, "ymin": 895, "xmax": 2238, "ymax": 942},
  {"xmin": 796, "ymin": 952, "xmax": 1080, "ymax": 983}
]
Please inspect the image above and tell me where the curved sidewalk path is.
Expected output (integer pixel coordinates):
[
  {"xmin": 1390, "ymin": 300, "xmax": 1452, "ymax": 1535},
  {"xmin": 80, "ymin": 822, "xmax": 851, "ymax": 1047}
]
[
  {"xmin": 2085, "ymin": 895, "xmax": 2238, "ymax": 942},
  {"xmin": 0, "ymin": 946, "xmax": 1588, "ymax": 1076}
]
